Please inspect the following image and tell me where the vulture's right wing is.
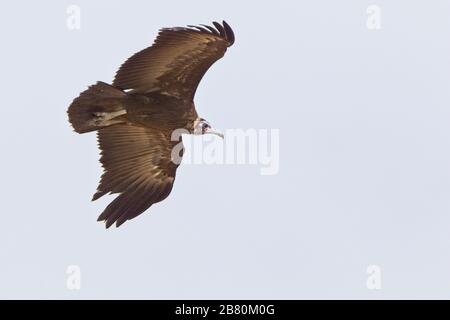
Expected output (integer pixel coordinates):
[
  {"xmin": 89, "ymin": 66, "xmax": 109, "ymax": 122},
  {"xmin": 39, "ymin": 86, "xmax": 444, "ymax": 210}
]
[{"xmin": 113, "ymin": 21, "xmax": 234, "ymax": 100}]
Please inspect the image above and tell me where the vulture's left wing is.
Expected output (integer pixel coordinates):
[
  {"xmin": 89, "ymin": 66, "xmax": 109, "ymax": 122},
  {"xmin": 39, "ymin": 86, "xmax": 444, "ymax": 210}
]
[
  {"xmin": 113, "ymin": 21, "xmax": 234, "ymax": 100},
  {"xmin": 93, "ymin": 124, "xmax": 183, "ymax": 228}
]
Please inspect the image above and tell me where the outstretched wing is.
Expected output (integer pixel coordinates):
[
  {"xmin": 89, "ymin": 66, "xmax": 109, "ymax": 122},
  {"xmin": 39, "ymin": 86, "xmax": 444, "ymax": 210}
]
[
  {"xmin": 93, "ymin": 124, "xmax": 183, "ymax": 228},
  {"xmin": 113, "ymin": 21, "xmax": 234, "ymax": 100}
]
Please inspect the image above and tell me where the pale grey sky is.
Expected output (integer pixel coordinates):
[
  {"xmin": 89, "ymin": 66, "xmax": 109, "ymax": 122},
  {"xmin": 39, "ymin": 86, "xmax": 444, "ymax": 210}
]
[{"xmin": 1, "ymin": 0, "xmax": 450, "ymax": 299}]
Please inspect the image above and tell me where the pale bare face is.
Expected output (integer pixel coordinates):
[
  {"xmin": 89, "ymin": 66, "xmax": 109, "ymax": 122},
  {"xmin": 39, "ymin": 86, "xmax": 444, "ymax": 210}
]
[{"xmin": 193, "ymin": 117, "xmax": 224, "ymax": 138}]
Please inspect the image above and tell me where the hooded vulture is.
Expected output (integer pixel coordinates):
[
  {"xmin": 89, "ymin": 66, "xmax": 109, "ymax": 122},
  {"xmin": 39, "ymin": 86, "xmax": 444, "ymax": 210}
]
[{"xmin": 67, "ymin": 21, "xmax": 234, "ymax": 228}]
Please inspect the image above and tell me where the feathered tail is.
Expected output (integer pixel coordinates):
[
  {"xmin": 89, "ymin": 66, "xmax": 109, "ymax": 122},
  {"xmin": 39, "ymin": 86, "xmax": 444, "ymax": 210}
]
[{"xmin": 67, "ymin": 81, "xmax": 126, "ymax": 133}]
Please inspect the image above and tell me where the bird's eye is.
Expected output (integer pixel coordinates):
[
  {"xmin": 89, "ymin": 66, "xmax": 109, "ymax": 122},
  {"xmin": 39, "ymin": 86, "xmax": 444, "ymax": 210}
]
[{"xmin": 202, "ymin": 122, "xmax": 210, "ymax": 132}]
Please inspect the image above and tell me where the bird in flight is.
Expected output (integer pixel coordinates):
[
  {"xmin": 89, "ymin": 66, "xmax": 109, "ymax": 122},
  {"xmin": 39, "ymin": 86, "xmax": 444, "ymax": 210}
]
[{"xmin": 68, "ymin": 21, "xmax": 234, "ymax": 228}]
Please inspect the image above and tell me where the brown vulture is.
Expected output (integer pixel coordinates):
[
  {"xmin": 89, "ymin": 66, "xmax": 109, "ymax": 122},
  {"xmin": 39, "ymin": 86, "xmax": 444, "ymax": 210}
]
[{"xmin": 67, "ymin": 21, "xmax": 234, "ymax": 228}]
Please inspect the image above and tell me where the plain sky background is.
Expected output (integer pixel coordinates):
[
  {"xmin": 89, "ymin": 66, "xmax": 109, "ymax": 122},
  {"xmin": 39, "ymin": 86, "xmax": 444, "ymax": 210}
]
[{"xmin": 1, "ymin": 0, "xmax": 450, "ymax": 299}]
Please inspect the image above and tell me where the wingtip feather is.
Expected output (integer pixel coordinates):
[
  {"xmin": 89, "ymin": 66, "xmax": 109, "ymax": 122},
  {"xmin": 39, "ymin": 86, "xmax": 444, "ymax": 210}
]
[
  {"xmin": 212, "ymin": 21, "xmax": 226, "ymax": 39},
  {"xmin": 222, "ymin": 20, "xmax": 235, "ymax": 46}
]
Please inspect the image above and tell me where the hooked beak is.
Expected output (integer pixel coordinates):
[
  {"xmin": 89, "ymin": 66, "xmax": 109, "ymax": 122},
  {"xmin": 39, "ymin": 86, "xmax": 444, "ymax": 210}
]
[{"xmin": 204, "ymin": 127, "xmax": 224, "ymax": 139}]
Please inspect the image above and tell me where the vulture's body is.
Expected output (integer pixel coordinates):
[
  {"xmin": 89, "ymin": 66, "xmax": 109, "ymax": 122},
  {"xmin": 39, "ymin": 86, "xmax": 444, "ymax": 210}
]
[{"xmin": 68, "ymin": 21, "xmax": 234, "ymax": 228}]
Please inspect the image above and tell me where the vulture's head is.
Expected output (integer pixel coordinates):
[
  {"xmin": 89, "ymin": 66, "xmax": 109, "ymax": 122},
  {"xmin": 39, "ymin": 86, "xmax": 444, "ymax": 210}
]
[{"xmin": 193, "ymin": 118, "xmax": 224, "ymax": 139}]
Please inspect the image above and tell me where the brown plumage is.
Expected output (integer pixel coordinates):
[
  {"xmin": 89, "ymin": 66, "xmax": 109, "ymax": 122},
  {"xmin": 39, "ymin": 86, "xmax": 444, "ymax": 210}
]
[{"xmin": 67, "ymin": 21, "xmax": 234, "ymax": 228}]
